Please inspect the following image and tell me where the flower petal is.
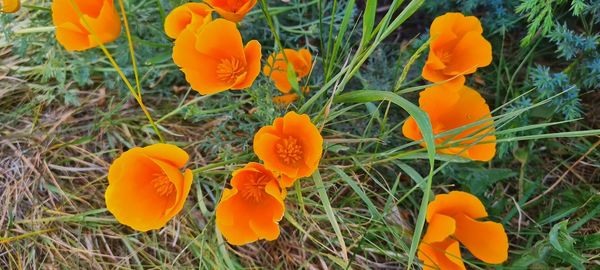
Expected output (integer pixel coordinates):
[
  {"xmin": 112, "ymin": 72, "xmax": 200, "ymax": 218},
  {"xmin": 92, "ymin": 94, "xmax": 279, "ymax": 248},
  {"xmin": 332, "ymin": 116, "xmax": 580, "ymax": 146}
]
[
  {"xmin": 194, "ymin": 19, "xmax": 244, "ymax": 62},
  {"xmin": 418, "ymin": 238, "xmax": 466, "ymax": 270},
  {"xmin": 232, "ymin": 40, "xmax": 262, "ymax": 90},
  {"xmin": 453, "ymin": 213, "xmax": 509, "ymax": 264},
  {"xmin": 446, "ymin": 31, "xmax": 492, "ymax": 75},
  {"xmin": 424, "ymin": 214, "xmax": 456, "ymax": 243},
  {"xmin": 142, "ymin": 143, "xmax": 189, "ymax": 168},
  {"xmin": 426, "ymin": 191, "xmax": 488, "ymax": 222}
]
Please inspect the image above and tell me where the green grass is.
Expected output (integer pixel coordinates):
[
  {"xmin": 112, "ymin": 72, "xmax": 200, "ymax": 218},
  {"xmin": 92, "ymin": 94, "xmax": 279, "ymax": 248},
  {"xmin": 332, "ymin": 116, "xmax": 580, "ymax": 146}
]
[{"xmin": 1, "ymin": 0, "xmax": 599, "ymax": 269}]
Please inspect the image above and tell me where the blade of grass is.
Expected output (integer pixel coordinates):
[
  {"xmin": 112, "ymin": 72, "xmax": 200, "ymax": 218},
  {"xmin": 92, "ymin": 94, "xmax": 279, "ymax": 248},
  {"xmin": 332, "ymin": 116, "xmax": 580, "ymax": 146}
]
[
  {"xmin": 312, "ymin": 170, "xmax": 349, "ymax": 265},
  {"xmin": 361, "ymin": 0, "xmax": 377, "ymax": 47},
  {"xmin": 67, "ymin": 0, "xmax": 164, "ymax": 142},
  {"xmin": 334, "ymin": 89, "xmax": 436, "ymax": 269}
]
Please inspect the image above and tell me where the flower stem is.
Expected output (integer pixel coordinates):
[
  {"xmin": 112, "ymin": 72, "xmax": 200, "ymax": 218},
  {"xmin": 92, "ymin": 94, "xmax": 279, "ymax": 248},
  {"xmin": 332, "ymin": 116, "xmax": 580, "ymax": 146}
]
[{"xmin": 67, "ymin": 0, "xmax": 165, "ymax": 143}]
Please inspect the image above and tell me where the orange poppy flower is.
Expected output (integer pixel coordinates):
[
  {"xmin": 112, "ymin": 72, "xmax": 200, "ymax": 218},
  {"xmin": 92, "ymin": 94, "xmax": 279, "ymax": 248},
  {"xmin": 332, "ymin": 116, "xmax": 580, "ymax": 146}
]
[
  {"xmin": 272, "ymin": 93, "xmax": 299, "ymax": 107},
  {"xmin": 105, "ymin": 144, "xmax": 193, "ymax": 232},
  {"xmin": 204, "ymin": 0, "xmax": 257, "ymax": 23},
  {"xmin": 253, "ymin": 111, "xmax": 323, "ymax": 186},
  {"xmin": 263, "ymin": 48, "xmax": 313, "ymax": 94},
  {"xmin": 402, "ymin": 84, "xmax": 497, "ymax": 161},
  {"xmin": 51, "ymin": 0, "xmax": 122, "ymax": 51},
  {"xmin": 418, "ymin": 191, "xmax": 509, "ymax": 269},
  {"xmin": 216, "ymin": 162, "xmax": 286, "ymax": 245},
  {"xmin": 1, "ymin": 0, "xmax": 20, "ymax": 13},
  {"xmin": 172, "ymin": 19, "xmax": 262, "ymax": 95},
  {"xmin": 164, "ymin": 3, "xmax": 212, "ymax": 39},
  {"xmin": 422, "ymin": 12, "xmax": 492, "ymax": 88}
]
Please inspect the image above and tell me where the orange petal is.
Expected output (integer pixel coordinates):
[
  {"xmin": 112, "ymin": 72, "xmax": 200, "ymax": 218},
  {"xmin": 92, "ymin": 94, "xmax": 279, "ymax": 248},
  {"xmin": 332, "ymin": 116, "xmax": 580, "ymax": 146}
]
[
  {"xmin": 272, "ymin": 93, "xmax": 299, "ymax": 107},
  {"xmin": 264, "ymin": 51, "xmax": 293, "ymax": 93},
  {"xmin": 142, "ymin": 143, "xmax": 190, "ymax": 168},
  {"xmin": 232, "ymin": 40, "xmax": 262, "ymax": 90},
  {"xmin": 465, "ymin": 134, "xmax": 497, "ymax": 161},
  {"xmin": 1, "ymin": 0, "xmax": 20, "ymax": 13},
  {"xmin": 194, "ymin": 19, "xmax": 244, "ymax": 62},
  {"xmin": 298, "ymin": 48, "xmax": 313, "ymax": 73},
  {"xmin": 451, "ymin": 14, "xmax": 483, "ymax": 37},
  {"xmin": 418, "ymin": 237, "xmax": 466, "ymax": 270},
  {"xmin": 426, "ymin": 191, "xmax": 488, "ymax": 222},
  {"xmin": 205, "ymin": 0, "xmax": 257, "ymax": 23},
  {"xmin": 172, "ymin": 28, "xmax": 207, "ymax": 70},
  {"xmin": 150, "ymin": 158, "xmax": 189, "ymax": 218},
  {"xmin": 430, "ymin": 12, "xmax": 463, "ymax": 38},
  {"xmin": 215, "ymin": 189, "xmax": 260, "ymax": 245},
  {"xmin": 82, "ymin": 0, "xmax": 122, "ymax": 48},
  {"xmin": 423, "ymin": 214, "xmax": 456, "ymax": 243},
  {"xmin": 454, "ymin": 213, "xmax": 509, "ymax": 264},
  {"xmin": 164, "ymin": 3, "xmax": 212, "ymax": 39},
  {"xmin": 402, "ymin": 116, "xmax": 422, "ymax": 141},
  {"xmin": 445, "ymin": 32, "xmax": 492, "ymax": 75},
  {"xmin": 54, "ymin": 22, "xmax": 91, "ymax": 51}
]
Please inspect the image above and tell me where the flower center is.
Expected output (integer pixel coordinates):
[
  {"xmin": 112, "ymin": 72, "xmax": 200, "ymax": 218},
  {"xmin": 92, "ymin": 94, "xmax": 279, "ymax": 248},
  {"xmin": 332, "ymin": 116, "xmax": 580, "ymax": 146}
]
[
  {"xmin": 276, "ymin": 136, "xmax": 303, "ymax": 165},
  {"xmin": 216, "ymin": 57, "xmax": 245, "ymax": 84},
  {"xmin": 152, "ymin": 174, "xmax": 175, "ymax": 197},
  {"xmin": 240, "ymin": 175, "xmax": 270, "ymax": 201}
]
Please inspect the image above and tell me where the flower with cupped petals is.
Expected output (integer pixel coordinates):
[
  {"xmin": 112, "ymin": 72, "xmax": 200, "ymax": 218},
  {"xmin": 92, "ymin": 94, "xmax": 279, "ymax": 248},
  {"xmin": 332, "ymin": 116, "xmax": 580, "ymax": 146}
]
[
  {"xmin": 204, "ymin": 0, "xmax": 257, "ymax": 23},
  {"xmin": 172, "ymin": 18, "xmax": 262, "ymax": 95},
  {"xmin": 264, "ymin": 48, "xmax": 313, "ymax": 94},
  {"xmin": 422, "ymin": 12, "xmax": 492, "ymax": 88},
  {"xmin": 418, "ymin": 191, "xmax": 509, "ymax": 269},
  {"xmin": 402, "ymin": 84, "xmax": 497, "ymax": 161},
  {"xmin": 1, "ymin": 0, "xmax": 20, "ymax": 13},
  {"xmin": 105, "ymin": 144, "xmax": 193, "ymax": 232},
  {"xmin": 51, "ymin": 0, "xmax": 122, "ymax": 51},
  {"xmin": 216, "ymin": 162, "xmax": 286, "ymax": 245},
  {"xmin": 253, "ymin": 111, "xmax": 323, "ymax": 187},
  {"xmin": 164, "ymin": 3, "xmax": 212, "ymax": 39}
]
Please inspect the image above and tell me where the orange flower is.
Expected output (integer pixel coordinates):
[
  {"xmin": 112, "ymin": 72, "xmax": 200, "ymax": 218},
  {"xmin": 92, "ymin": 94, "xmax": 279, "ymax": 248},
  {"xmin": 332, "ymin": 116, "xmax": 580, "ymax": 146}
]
[
  {"xmin": 204, "ymin": 0, "xmax": 257, "ymax": 23},
  {"xmin": 172, "ymin": 19, "xmax": 262, "ymax": 95},
  {"xmin": 105, "ymin": 144, "xmax": 193, "ymax": 232},
  {"xmin": 263, "ymin": 48, "xmax": 313, "ymax": 94},
  {"xmin": 422, "ymin": 12, "xmax": 492, "ymax": 88},
  {"xmin": 253, "ymin": 111, "xmax": 323, "ymax": 186},
  {"xmin": 51, "ymin": 0, "xmax": 122, "ymax": 51},
  {"xmin": 272, "ymin": 93, "xmax": 299, "ymax": 107},
  {"xmin": 402, "ymin": 84, "xmax": 497, "ymax": 161},
  {"xmin": 164, "ymin": 3, "xmax": 212, "ymax": 39},
  {"xmin": 1, "ymin": 0, "xmax": 20, "ymax": 13},
  {"xmin": 418, "ymin": 191, "xmax": 509, "ymax": 269},
  {"xmin": 216, "ymin": 162, "xmax": 286, "ymax": 245}
]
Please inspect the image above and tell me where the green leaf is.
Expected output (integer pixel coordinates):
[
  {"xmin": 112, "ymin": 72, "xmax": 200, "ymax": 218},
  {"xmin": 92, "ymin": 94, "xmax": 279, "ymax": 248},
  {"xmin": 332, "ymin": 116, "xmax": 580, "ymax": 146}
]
[
  {"xmin": 548, "ymin": 220, "xmax": 586, "ymax": 270},
  {"xmin": 361, "ymin": 0, "xmax": 377, "ymax": 46}
]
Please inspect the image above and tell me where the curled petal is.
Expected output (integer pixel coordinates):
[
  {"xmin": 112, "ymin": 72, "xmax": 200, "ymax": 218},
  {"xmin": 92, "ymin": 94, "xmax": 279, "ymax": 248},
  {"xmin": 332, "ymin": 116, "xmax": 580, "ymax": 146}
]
[
  {"xmin": 426, "ymin": 191, "xmax": 488, "ymax": 222},
  {"xmin": 453, "ymin": 213, "xmax": 509, "ymax": 264},
  {"xmin": 418, "ymin": 238, "xmax": 465, "ymax": 270}
]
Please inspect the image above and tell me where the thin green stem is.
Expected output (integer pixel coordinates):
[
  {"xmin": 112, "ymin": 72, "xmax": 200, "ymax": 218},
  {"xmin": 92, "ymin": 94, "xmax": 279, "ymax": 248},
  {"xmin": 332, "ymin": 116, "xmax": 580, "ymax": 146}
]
[{"xmin": 67, "ymin": 0, "xmax": 165, "ymax": 143}]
